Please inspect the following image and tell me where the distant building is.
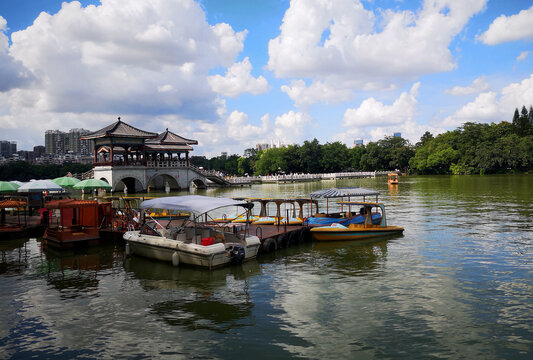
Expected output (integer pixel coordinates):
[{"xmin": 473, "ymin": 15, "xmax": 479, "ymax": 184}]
[
  {"xmin": 0, "ymin": 140, "xmax": 17, "ymax": 157},
  {"xmin": 45, "ymin": 128, "xmax": 93, "ymax": 155},
  {"xmin": 256, "ymin": 143, "xmax": 270, "ymax": 151},
  {"xmin": 221, "ymin": 152, "xmax": 228, "ymax": 158},
  {"xmin": 33, "ymin": 145, "xmax": 45, "ymax": 158},
  {"xmin": 354, "ymin": 139, "xmax": 364, "ymax": 148},
  {"xmin": 256, "ymin": 140, "xmax": 286, "ymax": 151},
  {"xmin": 393, "ymin": 132, "xmax": 402, "ymax": 138}
]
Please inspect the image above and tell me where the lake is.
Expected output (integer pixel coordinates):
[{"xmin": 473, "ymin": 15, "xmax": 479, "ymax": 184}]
[{"xmin": 1, "ymin": 175, "xmax": 531, "ymax": 359}]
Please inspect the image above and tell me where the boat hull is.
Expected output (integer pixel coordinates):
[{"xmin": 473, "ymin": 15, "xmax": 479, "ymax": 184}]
[
  {"xmin": 124, "ymin": 232, "xmax": 261, "ymax": 269},
  {"xmin": 310, "ymin": 226, "xmax": 404, "ymax": 241}
]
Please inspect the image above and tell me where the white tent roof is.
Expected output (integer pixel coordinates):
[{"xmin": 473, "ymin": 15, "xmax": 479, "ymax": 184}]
[{"xmin": 140, "ymin": 195, "xmax": 252, "ymax": 215}]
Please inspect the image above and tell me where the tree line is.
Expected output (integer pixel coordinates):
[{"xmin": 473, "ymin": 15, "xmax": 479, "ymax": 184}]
[
  {"xmin": 2, "ymin": 106, "xmax": 531, "ymax": 180},
  {"xmin": 192, "ymin": 135, "xmax": 414, "ymax": 176},
  {"xmin": 0, "ymin": 162, "xmax": 92, "ymax": 181},
  {"xmin": 192, "ymin": 105, "xmax": 533, "ymax": 176}
]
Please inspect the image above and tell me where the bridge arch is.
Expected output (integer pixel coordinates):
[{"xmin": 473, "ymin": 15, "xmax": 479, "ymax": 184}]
[
  {"xmin": 190, "ymin": 177, "xmax": 207, "ymax": 189},
  {"xmin": 147, "ymin": 173, "xmax": 181, "ymax": 192},
  {"xmin": 114, "ymin": 175, "xmax": 145, "ymax": 193}
]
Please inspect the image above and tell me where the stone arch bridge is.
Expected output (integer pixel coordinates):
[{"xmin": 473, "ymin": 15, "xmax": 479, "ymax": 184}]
[{"xmin": 92, "ymin": 164, "xmax": 230, "ymax": 193}]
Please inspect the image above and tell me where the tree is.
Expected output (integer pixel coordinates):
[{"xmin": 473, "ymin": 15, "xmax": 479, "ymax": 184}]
[
  {"xmin": 320, "ymin": 142, "xmax": 349, "ymax": 172},
  {"xmin": 416, "ymin": 131, "xmax": 434, "ymax": 148},
  {"xmin": 298, "ymin": 139, "xmax": 322, "ymax": 173}
]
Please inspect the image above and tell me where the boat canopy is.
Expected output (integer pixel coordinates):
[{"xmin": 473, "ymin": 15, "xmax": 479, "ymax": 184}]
[
  {"xmin": 140, "ymin": 195, "xmax": 253, "ymax": 215},
  {"xmin": 310, "ymin": 187, "xmax": 379, "ymax": 199}
]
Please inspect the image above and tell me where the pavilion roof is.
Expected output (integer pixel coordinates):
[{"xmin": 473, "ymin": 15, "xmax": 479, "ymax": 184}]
[
  {"xmin": 145, "ymin": 129, "xmax": 198, "ymax": 145},
  {"xmin": 145, "ymin": 144, "xmax": 194, "ymax": 151},
  {"xmin": 81, "ymin": 118, "xmax": 157, "ymax": 139}
]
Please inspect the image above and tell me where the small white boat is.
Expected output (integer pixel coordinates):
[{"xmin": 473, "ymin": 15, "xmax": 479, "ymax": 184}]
[{"xmin": 123, "ymin": 195, "xmax": 261, "ymax": 269}]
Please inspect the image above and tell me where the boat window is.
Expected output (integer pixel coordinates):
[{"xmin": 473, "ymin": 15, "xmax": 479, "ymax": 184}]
[{"xmin": 140, "ymin": 222, "xmax": 161, "ymax": 236}]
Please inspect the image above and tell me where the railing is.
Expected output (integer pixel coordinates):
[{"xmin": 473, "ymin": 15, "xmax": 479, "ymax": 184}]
[
  {"xmin": 146, "ymin": 160, "xmax": 188, "ymax": 168},
  {"xmin": 228, "ymin": 171, "xmax": 389, "ymax": 184}
]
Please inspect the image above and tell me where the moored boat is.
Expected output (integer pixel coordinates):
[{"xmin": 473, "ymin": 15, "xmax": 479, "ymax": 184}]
[
  {"xmin": 305, "ymin": 187, "xmax": 382, "ymax": 226},
  {"xmin": 388, "ymin": 173, "xmax": 399, "ymax": 185},
  {"xmin": 310, "ymin": 202, "xmax": 403, "ymax": 241},
  {"xmin": 123, "ymin": 195, "xmax": 261, "ymax": 269}
]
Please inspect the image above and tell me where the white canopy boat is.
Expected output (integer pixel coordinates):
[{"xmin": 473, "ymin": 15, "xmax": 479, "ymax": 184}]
[{"xmin": 123, "ymin": 195, "xmax": 261, "ymax": 269}]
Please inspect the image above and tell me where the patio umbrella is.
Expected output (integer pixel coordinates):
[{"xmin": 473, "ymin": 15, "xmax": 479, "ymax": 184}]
[
  {"xmin": 17, "ymin": 179, "xmax": 63, "ymax": 193},
  {"xmin": 10, "ymin": 181, "xmax": 25, "ymax": 186},
  {"xmin": 53, "ymin": 176, "xmax": 81, "ymax": 188},
  {"xmin": 0, "ymin": 181, "xmax": 20, "ymax": 193},
  {"xmin": 73, "ymin": 179, "xmax": 112, "ymax": 191}
]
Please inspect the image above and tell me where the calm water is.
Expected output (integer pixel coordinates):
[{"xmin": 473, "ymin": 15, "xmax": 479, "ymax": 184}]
[{"xmin": 1, "ymin": 175, "xmax": 532, "ymax": 359}]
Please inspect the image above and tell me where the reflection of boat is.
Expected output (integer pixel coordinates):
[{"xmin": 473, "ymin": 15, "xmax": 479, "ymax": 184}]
[
  {"xmin": 388, "ymin": 173, "xmax": 399, "ymax": 185},
  {"xmin": 310, "ymin": 202, "xmax": 403, "ymax": 241},
  {"xmin": 124, "ymin": 244, "xmax": 259, "ymax": 332},
  {"xmin": 123, "ymin": 196, "xmax": 261, "ymax": 269},
  {"xmin": 124, "ymin": 255, "xmax": 260, "ymax": 290},
  {"xmin": 305, "ymin": 187, "xmax": 382, "ymax": 226}
]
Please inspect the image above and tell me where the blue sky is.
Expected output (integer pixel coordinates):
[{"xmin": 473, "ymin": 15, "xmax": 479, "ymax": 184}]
[{"xmin": 0, "ymin": 0, "xmax": 532, "ymax": 156}]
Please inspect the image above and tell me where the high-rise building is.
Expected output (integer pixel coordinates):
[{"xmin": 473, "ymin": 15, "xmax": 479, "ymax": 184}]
[
  {"xmin": 45, "ymin": 129, "xmax": 93, "ymax": 155},
  {"xmin": 0, "ymin": 140, "xmax": 17, "ymax": 157},
  {"xmin": 68, "ymin": 128, "xmax": 93, "ymax": 155},
  {"xmin": 45, "ymin": 130, "xmax": 65, "ymax": 154}
]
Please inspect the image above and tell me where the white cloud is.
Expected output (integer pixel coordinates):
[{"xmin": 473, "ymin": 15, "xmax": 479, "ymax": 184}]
[
  {"xmin": 0, "ymin": 16, "xmax": 34, "ymax": 92},
  {"xmin": 443, "ymin": 74, "xmax": 533, "ymax": 127},
  {"xmin": 226, "ymin": 110, "xmax": 270, "ymax": 141},
  {"xmin": 6, "ymin": 0, "xmax": 245, "ymax": 119},
  {"xmin": 281, "ymin": 80, "xmax": 353, "ymax": 108},
  {"xmin": 208, "ymin": 57, "xmax": 269, "ymax": 97},
  {"xmin": 268, "ymin": 0, "xmax": 486, "ymax": 92},
  {"xmin": 274, "ymin": 111, "xmax": 313, "ymax": 144},
  {"xmin": 517, "ymin": 51, "xmax": 529, "ymax": 62},
  {"xmin": 478, "ymin": 5, "xmax": 533, "ymax": 45},
  {"xmin": 343, "ymin": 82, "xmax": 420, "ymax": 127},
  {"xmin": 445, "ymin": 76, "xmax": 490, "ymax": 95}
]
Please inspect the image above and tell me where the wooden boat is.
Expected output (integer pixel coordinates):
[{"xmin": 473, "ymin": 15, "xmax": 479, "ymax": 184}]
[
  {"xmin": 310, "ymin": 202, "xmax": 403, "ymax": 241},
  {"xmin": 123, "ymin": 195, "xmax": 261, "ymax": 269},
  {"xmin": 388, "ymin": 173, "xmax": 399, "ymax": 185},
  {"xmin": 43, "ymin": 199, "xmax": 107, "ymax": 247}
]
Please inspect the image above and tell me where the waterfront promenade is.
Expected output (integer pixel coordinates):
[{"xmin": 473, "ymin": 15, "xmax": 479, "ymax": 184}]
[{"xmin": 226, "ymin": 171, "xmax": 390, "ymax": 185}]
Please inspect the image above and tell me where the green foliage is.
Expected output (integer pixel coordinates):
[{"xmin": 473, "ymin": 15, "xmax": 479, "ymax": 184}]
[
  {"xmin": 410, "ymin": 114, "xmax": 533, "ymax": 175},
  {"xmin": 0, "ymin": 161, "xmax": 92, "ymax": 181}
]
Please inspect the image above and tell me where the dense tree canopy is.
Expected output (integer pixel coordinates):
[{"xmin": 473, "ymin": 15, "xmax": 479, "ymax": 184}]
[
  {"xmin": 0, "ymin": 162, "xmax": 92, "ymax": 181},
  {"xmin": 410, "ymin": 106, "xmax": 533, "ymax": 174}
]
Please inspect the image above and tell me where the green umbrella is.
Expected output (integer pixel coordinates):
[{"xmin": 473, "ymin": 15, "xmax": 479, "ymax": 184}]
[
  {"xmin": 52, "ymin": 176, "xmax": 81, "ymax": 188},
  {"xmin": 0, "ymin": 181, "xmax": 20, "ymax": 193},
  {"xmin": 73, "ymin": 178, "xmax": 112, "ymax": 191}
]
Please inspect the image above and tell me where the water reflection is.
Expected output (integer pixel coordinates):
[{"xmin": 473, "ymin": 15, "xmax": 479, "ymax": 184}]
[
  {"xmin": 38, "ymin": 242, "xmax": 124, "ymax": 298},
  {"xmin": 125, "ymin": 256, "xmax": 259, "ymax": 333},
  {"xmin": 0, "ymin": 175, "xmax": 531, "ymax": 359},
  {"xmin": 308, "ymin": 237, "xmax": 397, "ymax": 277},
  {"xmin": 0, "ymin": 238, "xmax": 30, "ymax": 276}
]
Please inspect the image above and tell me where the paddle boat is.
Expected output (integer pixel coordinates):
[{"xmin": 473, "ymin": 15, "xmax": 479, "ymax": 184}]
[
  {"xmin": 305, "ymin": 187, "xmax": 382, "ymax": 226},
  {"xmin": 123, "ymin": 195, "xmax": 261, "ymax": 269},
  {"xmin": 310, "ymin": 201, "xmax": 403, "ymax": 241},
  {"xmin": 388, "ymin": 173, "xmax": 399, "ymax": 185}
]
